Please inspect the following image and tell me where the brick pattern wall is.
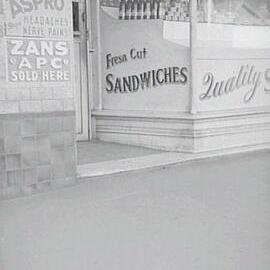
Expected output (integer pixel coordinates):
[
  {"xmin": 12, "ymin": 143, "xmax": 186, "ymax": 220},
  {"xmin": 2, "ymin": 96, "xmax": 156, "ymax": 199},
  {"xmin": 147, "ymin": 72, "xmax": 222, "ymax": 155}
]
[{"xmin": 0, "ymin": 112, "xmax": 76, "ymax": 200}]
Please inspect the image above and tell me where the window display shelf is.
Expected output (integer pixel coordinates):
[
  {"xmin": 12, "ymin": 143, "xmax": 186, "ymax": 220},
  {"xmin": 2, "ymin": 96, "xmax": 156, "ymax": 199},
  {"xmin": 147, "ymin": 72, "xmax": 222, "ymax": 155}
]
[
  {"xmin": 163, "ymin": 20, "xmax": 270, "ymax": 48},
  {"xmin": 101, "ymin": 0, "xmax": 270, "ymax": 26},
  {"xmin": 197, "ymin": 0, "xmax": 270, "ymax": 26}
]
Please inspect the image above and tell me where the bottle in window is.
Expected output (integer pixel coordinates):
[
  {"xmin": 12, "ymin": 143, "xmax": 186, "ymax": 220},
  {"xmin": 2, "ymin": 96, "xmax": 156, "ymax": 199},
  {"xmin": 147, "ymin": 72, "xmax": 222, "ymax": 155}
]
[
  {"xmin": 125, "ymin": 0, "xmax": 131, "ymax": 20},
  {"xmin": 150, "ymin": 0, "xmax": 154, "ymax": 19},
  {"xmin": 145, "ymin": 0, "xmax": 151, "ymax": 19},
  {"xmin": 131, "ymin": 0, "xmax": 135, "ymax": 19},
  {"xmin": 119, "ymin": 0, "xmax": 125, "ymax": 19},
  {"xmin": 137, "ymin": 0, "xmax": 143, "ymax": 19}
]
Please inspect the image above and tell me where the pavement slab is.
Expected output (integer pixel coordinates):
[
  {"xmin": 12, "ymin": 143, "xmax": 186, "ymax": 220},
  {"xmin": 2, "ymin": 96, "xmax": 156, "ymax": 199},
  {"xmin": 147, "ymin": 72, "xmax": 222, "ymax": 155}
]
[
  {"xmin": 77, "ymin": 140, "xmax": 163, "ymax": 165},
  {"xmin": 0, "ymin": 150, "xmax": 270, "ymax": 270}
]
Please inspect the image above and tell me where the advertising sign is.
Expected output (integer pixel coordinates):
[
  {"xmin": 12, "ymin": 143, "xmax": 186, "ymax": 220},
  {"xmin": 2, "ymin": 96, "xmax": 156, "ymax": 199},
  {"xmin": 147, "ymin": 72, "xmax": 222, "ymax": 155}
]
[
  {"xmin": 105, "ymin": 48, "xmax": 188, "ymax": 94},
  {"xmin": 5, "ymin": 0, "xmax": 72, "ymax": 38},
  {"xmin": 197, "ymin": 60, "xmax": 270, "ymax": 111},
  {"xmin": 7, "ymin": 38, "xmax": 71, "ymax": 82}
]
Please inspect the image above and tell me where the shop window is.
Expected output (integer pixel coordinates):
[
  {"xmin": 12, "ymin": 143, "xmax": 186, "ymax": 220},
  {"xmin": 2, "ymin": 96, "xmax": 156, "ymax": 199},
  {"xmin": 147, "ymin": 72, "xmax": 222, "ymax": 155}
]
[
  {"xmin": 99, "ymin": 0, "xmax": 190, "ymax": 111},
  {"xmin": 198, "ymin": 0, "xmax": 270, "ymax": 25},
  {"xmin": 99, "ymin": 0, "xmax": 270, "ymax": 25}
]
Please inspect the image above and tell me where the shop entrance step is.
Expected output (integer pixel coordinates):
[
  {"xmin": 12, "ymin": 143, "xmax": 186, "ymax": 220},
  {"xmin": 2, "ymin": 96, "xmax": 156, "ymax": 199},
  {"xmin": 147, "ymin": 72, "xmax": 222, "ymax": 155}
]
[
  {"xmin": 76, "ymin": 140, "xmax": 270, "ymax": 180},
  {"xmin": 76, "ymin": 140, "xmax": 176, "ymax": 179},
  {"xmin": 77, "ymin": 140, "xmax": 164, "ymax": 165}
]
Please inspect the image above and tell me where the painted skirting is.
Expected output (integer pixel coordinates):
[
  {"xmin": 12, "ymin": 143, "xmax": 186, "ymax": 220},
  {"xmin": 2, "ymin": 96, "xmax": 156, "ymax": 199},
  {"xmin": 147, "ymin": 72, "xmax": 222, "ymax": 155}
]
[{"xmin": 93, "ymin": 108, "xmax": 270, "ymax": 153}]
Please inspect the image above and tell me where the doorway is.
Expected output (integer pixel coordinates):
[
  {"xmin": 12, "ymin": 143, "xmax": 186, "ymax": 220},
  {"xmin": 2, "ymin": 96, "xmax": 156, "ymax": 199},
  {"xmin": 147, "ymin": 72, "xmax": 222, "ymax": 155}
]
[{"xmin": 72, "ymin": 0, "xmax": 92, "ymax": 141}]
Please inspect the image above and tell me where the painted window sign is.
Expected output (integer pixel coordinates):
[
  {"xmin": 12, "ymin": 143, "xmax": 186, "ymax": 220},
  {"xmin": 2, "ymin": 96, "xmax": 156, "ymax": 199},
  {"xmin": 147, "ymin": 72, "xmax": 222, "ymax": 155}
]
[
  {"xmin": 5, "ymin": 0, "xmax": 71, "ymax": 38},
  {"xmin": 199, "ymin": 64, "xmax": 270, "ymax": 104},
  {"xmin": 106, "ymin": 65, "xmax": 188, "ymax": 93},
  {"xmin": 104, "ymin": 48, "xmax": 188, "ymax": 93},
  {"xmin": 7, "ymin": 38, "xmax": 71, "ymax": 82}
]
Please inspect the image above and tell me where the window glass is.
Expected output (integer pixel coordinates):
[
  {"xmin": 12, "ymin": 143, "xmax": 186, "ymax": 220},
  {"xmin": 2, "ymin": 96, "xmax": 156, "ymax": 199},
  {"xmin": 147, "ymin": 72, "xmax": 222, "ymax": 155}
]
[
  {"xmin": 99, "ymin": 0, "xmax": 190, "ymax": 112},
  {"xmin": 198, "ymin": 0, "xmax": 270, "ymax": 25}
]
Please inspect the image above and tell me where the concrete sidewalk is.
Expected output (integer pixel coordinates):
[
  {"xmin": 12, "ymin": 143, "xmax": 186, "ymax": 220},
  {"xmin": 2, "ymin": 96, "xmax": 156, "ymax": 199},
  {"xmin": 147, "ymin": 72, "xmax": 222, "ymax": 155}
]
[
  {"xmin": 76, "ymin": 140, "xmax": 270, "ymax": 179},
  {"xmin": 77, "ymin": 140, "xmax": 163, "ymax": 164},
  {"xmin": 1, "ymin": 150, "xmax": 270, "ymax": 270}
]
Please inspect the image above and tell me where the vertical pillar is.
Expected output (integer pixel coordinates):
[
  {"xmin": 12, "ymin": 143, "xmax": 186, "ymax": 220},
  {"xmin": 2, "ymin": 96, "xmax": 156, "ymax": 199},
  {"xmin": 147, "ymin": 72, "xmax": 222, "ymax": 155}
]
[
  {"xmin": 97, "ymin": 0, "xmax": 103, "ymax": 110},
  {"xmin": 207, "ymin": 0, "xmax": 213, "ymax": 23},
  {"xmin": 189, "ymin": 0, "xmax": 198, "ymax": 114}
]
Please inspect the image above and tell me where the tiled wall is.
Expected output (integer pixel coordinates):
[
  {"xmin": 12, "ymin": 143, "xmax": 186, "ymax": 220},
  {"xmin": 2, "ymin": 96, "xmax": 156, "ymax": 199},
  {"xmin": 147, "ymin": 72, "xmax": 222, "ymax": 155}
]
[
  {"xmin": 0, "ymin": 111, "xmax": 76, "ymax": 200},
  {"xmin": 0, "ymin": 1, "xmax": 77, "ymax": 200},
  {"xmin": 0, "ymin": 82, "xmax": 75, "ymax": 114}
]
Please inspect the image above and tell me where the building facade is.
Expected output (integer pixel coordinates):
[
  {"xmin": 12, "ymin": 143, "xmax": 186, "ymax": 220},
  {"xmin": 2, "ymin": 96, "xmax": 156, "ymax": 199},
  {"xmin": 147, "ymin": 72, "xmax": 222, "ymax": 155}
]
[{"xmin": 1, "ymin": 0, "xmax": 270, "ymax": 199}]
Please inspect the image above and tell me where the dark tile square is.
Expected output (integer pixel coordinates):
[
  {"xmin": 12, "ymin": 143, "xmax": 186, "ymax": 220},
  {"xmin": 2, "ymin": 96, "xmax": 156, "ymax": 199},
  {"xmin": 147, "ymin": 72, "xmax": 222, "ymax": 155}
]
[
  {"xmin": 64, "ymin": 132, "xmax": 75, "ymax": 147},
  {"xmin": 52, "ymin": 164, "xmax": 65, "ymax": 179},
  {"xmin": 37, "ymin": 166, "xmax": 51, "ymax": 182},
  {"xmin": 0, "ymin": 155, "xmax": 5, "ymax": 171},
  {"xmin": 0, "ymin": 138, "xmax": 4, "ymax": 153},
  {"xmin": 4, "ymin": 120, "xmax": 20, "ymax": 136},
  {"xmin": 21, "ymin": 119, "xmax": 36, "ymax": 136},
  {"xmin": 22, "ymin": 183, "xmax": 37, "ymax": 192},
  {"xmin": 7, "ymin": 154, "xmax": 21, "ymax": 170},
  {"xmin": 0, "ymin": 171, "xmax": 7, "ymax": 188},
  {"xmin": 65, "ymin": 147, "xmax": 76, "ymax": 165},
  {"xmin": 50, "ymin": 133, "xmax": 64, "ymax": 149},
  {"xmin": 63, "ymin": 116, "xmax": 75, "ymax": 131},
  {"xmin": 23, "ymin": 168, "xmax": 37, "ymax": 185},
  {"xmin": 37, "ymin": 150, "xmax": 51, "ymax": 165},
  {"xmin": 65, "ymin": 163, "xmax": 76, "ymax": 178},
  {"xmin": 36, "ymin": 135, "xmax": 50, "ymax": 151},
  {"xmin": 22, "ymin": 137, "xmax": 35, "ymax": 152},
  {"xmin": 22, "ymin": 151, "xmax": 37, "ymax": 168},
  {"xmin": 36, "ymin": 118, "xmax": 50, "ymax": 134},
  {"xmin": 49, "ymin": 117, "xmax": 63, "ymax": 133},
  {"xmin": 0, "ymin": 122, "xmax": 4, "ymax": 137},
  {"xmin": 5, "ymin": 137, "xmax": 21, "ymax": 154},
  {"xmin": 37, "ymin": 181, "xmax": 51, "ymax": 190},
  {"xmin": 7, "ymin": 170, "xmax": 21, "ymax": 187},
  {"xmin": 51, "ymin": 149, "xmax": 65, "ymax": 166}
]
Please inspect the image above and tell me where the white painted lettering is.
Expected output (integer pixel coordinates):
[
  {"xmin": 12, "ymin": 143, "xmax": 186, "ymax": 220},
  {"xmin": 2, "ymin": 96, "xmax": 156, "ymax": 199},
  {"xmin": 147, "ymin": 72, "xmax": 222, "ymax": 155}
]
[
  {"xmin": 36, "ymin": 57, "xmax": 47, "ymax": 68},
  {"xmin": 10, "ymin": 40, "xmax": 24, "ymax": 55},
  {"xmin": 18, "ymin": 57, "xmax": 32, "ymax": 69}
]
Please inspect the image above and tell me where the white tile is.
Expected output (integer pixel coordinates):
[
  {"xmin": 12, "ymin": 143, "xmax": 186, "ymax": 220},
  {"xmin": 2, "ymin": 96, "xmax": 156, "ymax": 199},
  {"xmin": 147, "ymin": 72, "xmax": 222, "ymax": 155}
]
[
  {"xmin": 20, "ymin": 100, "xmax": 42, "ymax": 113},
  {"xmin": 42, "ymin": 100, "xmax": 64, "ymax": 112}
]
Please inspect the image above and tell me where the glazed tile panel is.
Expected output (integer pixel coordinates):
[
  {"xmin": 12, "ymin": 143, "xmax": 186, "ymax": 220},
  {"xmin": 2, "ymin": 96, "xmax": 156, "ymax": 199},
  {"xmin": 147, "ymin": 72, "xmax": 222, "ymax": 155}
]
[{"xmin": 0, "ymin": 111, "xmax": 76, "ymax": 200}]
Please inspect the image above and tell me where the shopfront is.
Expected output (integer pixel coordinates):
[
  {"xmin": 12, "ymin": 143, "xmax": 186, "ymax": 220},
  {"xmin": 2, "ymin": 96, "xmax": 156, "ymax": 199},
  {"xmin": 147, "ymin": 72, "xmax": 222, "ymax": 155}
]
[
  {"xmin": 92, "ymin": 0, "xmax": 270, "ymax": 153},
  {"xmin": 1, "ymin": 0, "xmax": 270, "ymax": 199}
]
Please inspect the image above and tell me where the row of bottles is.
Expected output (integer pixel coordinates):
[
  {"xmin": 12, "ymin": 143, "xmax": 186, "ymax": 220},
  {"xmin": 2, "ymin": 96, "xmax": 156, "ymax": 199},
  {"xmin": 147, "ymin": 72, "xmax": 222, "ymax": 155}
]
[
  {"xmin": 164, "ymin": 0, "xmax": 190, "ymax": 22},
  {"xmin": 119, "ymin": 0, "xmax": 166, "ymax": 20}
]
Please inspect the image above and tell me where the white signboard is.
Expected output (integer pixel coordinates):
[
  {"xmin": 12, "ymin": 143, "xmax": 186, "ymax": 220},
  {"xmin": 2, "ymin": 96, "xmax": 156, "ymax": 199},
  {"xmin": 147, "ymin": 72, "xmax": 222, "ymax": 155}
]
[
  {"xmin": 5, "ymin": 0, "xmax": 72, "ymax": 38},
  {"xmin": 7, "ymin": 38, "xmax": 71, "ymax": 82}
]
